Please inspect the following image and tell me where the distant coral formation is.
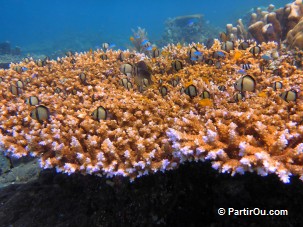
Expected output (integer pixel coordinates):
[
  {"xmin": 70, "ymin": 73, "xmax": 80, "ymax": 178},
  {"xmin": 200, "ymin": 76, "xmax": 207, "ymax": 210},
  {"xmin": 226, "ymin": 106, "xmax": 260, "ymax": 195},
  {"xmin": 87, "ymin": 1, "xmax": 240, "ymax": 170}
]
[
  {"xmin": 161, "ymin": 14, "xmax": 219, "ymax": 45},
  {"xmin": 221, "ymin": 0, "xmax": 303, "ymax": 50},
  {"xmin": 0, "ymin": 41, "xmax": 21, "ymax": 56}
]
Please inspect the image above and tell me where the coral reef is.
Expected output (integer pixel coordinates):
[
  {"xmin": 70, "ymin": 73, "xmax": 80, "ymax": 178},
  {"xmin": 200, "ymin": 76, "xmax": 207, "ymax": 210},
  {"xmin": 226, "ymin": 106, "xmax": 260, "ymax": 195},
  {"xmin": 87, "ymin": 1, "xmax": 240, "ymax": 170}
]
[
  {"xmin": 0, "ymin": 39, "xmax": 302, "ymax": 184},
  {"xmin": 221, "ymin": 0, "xmax": 303, "ymax": 49},
  {"xmin": 286, "ymin": 17, "xmax": 303, "ymax": 49},
  {"xmin": 130, "ymin": 27, "xmax": 150, "ymax": 53},
  {"xmin": 0, "ymin": 42, "xmax": 23, "ymax": 69},
  {"xmin": 0, "ymin": 41, "xmax": 21, "ymax": 55},
  {"xmin": 161, "ymin": 14, "xmax": 219, "ymax": 45}
]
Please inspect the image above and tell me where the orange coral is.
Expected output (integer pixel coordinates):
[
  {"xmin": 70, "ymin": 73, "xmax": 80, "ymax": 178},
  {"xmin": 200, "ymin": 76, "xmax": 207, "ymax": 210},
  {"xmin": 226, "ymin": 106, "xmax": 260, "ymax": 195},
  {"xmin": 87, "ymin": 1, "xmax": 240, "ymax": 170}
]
[{"xmin": 0, "ymin": 41, "xmax": 302, "ymax": 184}]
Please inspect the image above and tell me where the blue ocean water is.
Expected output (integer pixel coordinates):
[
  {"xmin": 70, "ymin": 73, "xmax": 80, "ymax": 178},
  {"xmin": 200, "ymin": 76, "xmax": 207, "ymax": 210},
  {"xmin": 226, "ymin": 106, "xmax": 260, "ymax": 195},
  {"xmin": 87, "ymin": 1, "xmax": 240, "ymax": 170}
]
[{"xmin": 0, "ymin": 0, "xmax": 291, "ymax": 56}]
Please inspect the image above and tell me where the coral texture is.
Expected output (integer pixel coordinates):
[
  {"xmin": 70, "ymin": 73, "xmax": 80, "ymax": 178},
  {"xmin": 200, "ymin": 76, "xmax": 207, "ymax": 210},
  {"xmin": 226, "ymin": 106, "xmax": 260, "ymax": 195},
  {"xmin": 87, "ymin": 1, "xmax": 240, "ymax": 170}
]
[
  {"xmin": 0, "ymin": 40, "xmax": 302, "ymax": 183},
  {"xmin": 223, "ymin": 0, "xmax": 303, "ymax": 49}
]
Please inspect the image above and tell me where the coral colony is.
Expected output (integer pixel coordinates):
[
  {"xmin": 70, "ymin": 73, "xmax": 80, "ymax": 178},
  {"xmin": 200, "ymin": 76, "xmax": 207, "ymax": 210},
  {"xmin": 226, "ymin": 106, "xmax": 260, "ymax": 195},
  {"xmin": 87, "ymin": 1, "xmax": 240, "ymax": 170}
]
[{"xmin": 0, "ymin": 0, "xmax": 303, "ymax": 184}]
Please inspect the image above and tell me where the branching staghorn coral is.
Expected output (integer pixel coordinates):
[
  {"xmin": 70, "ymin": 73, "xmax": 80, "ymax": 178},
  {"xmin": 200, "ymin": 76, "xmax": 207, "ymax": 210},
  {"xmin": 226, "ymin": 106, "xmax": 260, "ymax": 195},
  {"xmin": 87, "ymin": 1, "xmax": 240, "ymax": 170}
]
[
  {"xmin": 130, "ymin": 27, "xmax": 149, "ymax": 53},
  {"xmin": 0, "ymin": 40, "xmax": 302, "ymax": 183}
]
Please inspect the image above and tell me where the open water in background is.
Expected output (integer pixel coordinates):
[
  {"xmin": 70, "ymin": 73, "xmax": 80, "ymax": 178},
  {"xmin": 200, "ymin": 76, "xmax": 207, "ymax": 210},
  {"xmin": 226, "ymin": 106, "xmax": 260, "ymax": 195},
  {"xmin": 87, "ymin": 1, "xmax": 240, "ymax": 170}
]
[{"xmin": 0, "ymin": 0, "xmax": 291, "ymax": 55}]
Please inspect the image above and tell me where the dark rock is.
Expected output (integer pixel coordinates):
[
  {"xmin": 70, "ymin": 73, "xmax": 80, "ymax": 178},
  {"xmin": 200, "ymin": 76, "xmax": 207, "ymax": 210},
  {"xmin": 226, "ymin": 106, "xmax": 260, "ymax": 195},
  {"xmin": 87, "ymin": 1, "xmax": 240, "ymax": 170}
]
[
  {"xmin": 0, "ymin": 153, "xmax": 11, "ymax": 175},
  {"xmin": 0, "ymin": 162, "xmax": 302, "ymax": 226},
  {"xmin": 0, "ymin": 158, "xmax": 41, "ymax": 188}
]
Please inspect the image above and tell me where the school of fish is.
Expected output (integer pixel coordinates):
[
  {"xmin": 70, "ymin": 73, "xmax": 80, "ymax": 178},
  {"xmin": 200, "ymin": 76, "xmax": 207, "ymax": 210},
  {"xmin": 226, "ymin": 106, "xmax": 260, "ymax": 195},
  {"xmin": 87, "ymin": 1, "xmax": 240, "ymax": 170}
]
[{"xmin": 0, "ymin": 38, "xmax": 302, "ymax": 183}]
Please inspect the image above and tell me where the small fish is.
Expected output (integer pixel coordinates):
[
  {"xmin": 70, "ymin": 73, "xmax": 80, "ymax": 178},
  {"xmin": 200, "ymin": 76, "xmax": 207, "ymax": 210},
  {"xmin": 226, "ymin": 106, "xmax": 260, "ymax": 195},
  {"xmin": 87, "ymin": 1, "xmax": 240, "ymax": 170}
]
[
  {"xmin": 241, "ymin": 64, "xmax": 251, "ymax": 70},
  {"xmin": 92, "ymin": 106, "xmax": 107, "ymax": 121},
  {"xmin": 159, "ymin": 86, "xmax": 168, "ymax": 97},
  {"xmin": 170, "ymin": 78, "xmax": 179, "ymax": 87},
  {"xmin": 188, "ymin": 46, "xmax": 203, "ymax": 61},
  {"xmin": 171, "ymin": 60, "xmax": 183, "ymax": 71},
  {"xmin": 249, "ymin": 46, "xmax": 261, "ymax": 56},
  {"xmin": 134, "ymin": 61, "xmax": 152, "ymax": 87},
  {"xmin": 54, "ymin": 87, "xmax": 61, "ymax": 94},
  {"xmin": 65, "ymin": 51, "xmax": 73, "ymax": 57},
  {"xmin": 141, "ymin": 39, "xmax": 149, "ymax": 46},
  {"xmin": 120, "ymin": 63, "xmax": 133, "ymax": 76},
  {"xmin": 130, "ymin": 36, "xmax": 135, "ymax": 41},
  {"xmin": 79, "ymin": 72, "xmax": 87, "ymax": 84},
  {"xmin": 180, "ymin": 86, "xmax": 185, "ymax": 94},
  {"xmin": 23, "ymin": 57, "xmax": 30, "ymax": 63},
  {"xmin": 109, "ymin": 44, "xmax": 116, "ymax": 49},
  {"xmin": 233, "ymin": 92, "xmax": 245, "ymax": 102},
  {"xmin": 25, "ymin": 96, "xmax": 39, "ymax": 106},
  {"xmin": 70, "ymin": 58, "xmax": 76, "ymax": 64},
  {"xmin": 280, "ymin": 90, "xmax": 297, "ymax": 102},
  {"xmin": 126, "ymin": 81, "xmax": 133, "ymax": 90},
  {"xmin": 100, "ymin": 54, "xmax": 108, "ymax": 60},
  {"xmin": 221, "ymin": 41, "xmax": 234, "ymax": 52},
  {"xmin": 16, "ymin": 80, "xmax": 24, "ymax": 88},
  {"xmin": 142, "ymin": 78, "xmax": 149, "ymax": 87},
  {"xmin": 272, "ymin": 81, "xmax": 282, "ymax": 91},
  {"xmin": 9, "ymin": 84, "xmax": 22, "ymax": 96},
  {"xmin": 273, "ymin": 68, "xmax": 282, "ymax": 76},
  {"xmin": 129, "ymin": 53, "xmax": 136, "ymax": 58},
  {"xmin": 30, "ymin": 105, "xmax": 50, "ymax": 122},
  {"xmin": 187, "ymin": 18, "xmax": 197, "ymax": 27},
  {"xmin": 102, "ymin": 43, "xmax": 110, "ymax": 51},
  {"xmin": 238, "ymin": 69, "xmax": 246, "ymax": 74},
  {"xmin": 13, "ymin": 66, "xmax": 23, "ymax": 73},
  {"xmin": 187, "ymin": 21, "xmax": 194, "ymax": 26},
  {"xmin": 143, "ymin": 42, "xmax": 151, "ymax": 49},
  {"xmin": 234, "ymin": 75, "xmax": 256, "ymax": 92},
  {"xmin": 238, "ymin": 41, "xmax": 249, "ymax": 50},
  {"xmin": 184, "ymin": 84, "xmax": 198, "ymax": 98},
  {"xmin": 218, "ymin": 85, "xmax": 226, "ymax": 91},
  {"xmin": 138, "ymin": 85, "xmax": 147, "ymax": 93},
  {"xmin": 152, "ymin": 48, "xmax": 160, "ymax": 58},
  {"xmin": 36, "ymin": 59, "xmax": 46, "ymax": 67},
  {"xmin": 71, "ymin": 88, "xmax": 78, "ymax": 95},
  {"xmin": 120, "ymin": 78, "xmax": 133, "ymax": 90},
  {"xmin": 22, "ymin": 67, "xmax": 28, "ymax": 71},
  {"xmin": 213, "ymin": 51, "xmax": 225, "ymax": 58},
  {"xmin": 117, "ymin": 52, "xmax": 125, "ymax": 62},
  {"xmin": 261, "ymin": 54, "xmax": 272, "ymax": 61},
  {"xmin": 200, "ymin": 90, "xmax": 211, "ymax": 99},
  {"xmin": 215, "ymin": 61, "xmax": 222, "ymax": 69}
]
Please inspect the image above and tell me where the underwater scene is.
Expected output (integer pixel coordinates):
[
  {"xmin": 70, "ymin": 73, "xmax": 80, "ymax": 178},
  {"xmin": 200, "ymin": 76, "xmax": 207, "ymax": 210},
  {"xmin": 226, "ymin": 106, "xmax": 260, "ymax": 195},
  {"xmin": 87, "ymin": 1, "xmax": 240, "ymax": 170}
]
[{"xmin": 1, "ymin": 0, "xmax": 303, "ymax": 226}]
